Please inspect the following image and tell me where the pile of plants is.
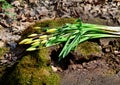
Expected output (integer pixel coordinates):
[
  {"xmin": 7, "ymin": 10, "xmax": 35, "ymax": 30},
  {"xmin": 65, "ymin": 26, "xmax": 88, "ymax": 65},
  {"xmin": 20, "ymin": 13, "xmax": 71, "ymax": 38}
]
[{"xmin": 19, "ymin": 19, "xmax": 120, "ymax": 60}]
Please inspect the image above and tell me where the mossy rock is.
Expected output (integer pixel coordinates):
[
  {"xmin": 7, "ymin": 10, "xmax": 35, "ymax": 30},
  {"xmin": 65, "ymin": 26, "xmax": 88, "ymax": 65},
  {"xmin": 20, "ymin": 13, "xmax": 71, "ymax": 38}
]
[
  {"xmin": 32, "ymin": 18, "xmax": 76, "ymax": 33},
  {"xmin": 74, "ymin": 41, "xmax": 102, "ymax": 60},
  {"xmin": 0, "ymin": 18, "xmax": 77, "ymax": 85},
  {"xmin": 0, "ymin": 48, "xmax": 59, "ymax": 85},
  {"xmin": 34, "ymin": 18, "xmax": 76, "ymax": 28},
  {"xmin": 0, "ymin": 18, "xmax": 104, "ymax": 85},
  {"xmin": 21, "ymin": 18, "xmax": 76, "ymax": 40}
]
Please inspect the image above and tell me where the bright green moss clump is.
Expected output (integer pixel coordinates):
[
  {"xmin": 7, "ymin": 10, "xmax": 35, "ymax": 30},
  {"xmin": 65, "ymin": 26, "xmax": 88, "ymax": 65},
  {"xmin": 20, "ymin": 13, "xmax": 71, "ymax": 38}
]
[
  {"xmin": 0, "ymin": 48, "xmax": 59, "ymax": 85},
  {"xmin": 0, "ymin": 18, "xmax": 77, "ymax": 85},
  {"xmin": 75, "ymin": 41, "xmax": 101, "ymax": 59}
]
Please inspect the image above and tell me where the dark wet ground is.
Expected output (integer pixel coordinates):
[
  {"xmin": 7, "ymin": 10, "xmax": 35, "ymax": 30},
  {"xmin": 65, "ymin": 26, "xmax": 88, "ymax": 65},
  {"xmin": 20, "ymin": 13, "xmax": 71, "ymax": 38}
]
[{"xmin": 60, "ymin": 59, "xmax": 120, "ymax": 85}]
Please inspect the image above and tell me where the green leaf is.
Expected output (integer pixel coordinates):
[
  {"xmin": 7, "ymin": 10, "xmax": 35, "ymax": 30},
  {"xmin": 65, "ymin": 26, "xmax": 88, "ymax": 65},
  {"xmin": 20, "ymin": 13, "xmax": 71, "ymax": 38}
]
[
  {"xmin": 59, "ymin": 33, "xmax": 78, "ymax": 59},
  {"xmin": 61, "ymin": 32, "xmax": 81, "ymax": 59}
]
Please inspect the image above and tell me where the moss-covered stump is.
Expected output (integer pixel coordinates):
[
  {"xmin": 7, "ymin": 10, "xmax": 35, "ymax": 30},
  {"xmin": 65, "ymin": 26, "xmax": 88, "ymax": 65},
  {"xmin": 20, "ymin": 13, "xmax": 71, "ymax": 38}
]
[{"xmin": 0, "ymin": 48, "xmax": 60, "ymax": 85}]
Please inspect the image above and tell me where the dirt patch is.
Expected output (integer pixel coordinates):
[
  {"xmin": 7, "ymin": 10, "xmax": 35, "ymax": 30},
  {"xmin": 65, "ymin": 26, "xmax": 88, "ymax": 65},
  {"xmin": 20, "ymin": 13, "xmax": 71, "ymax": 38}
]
[{"xmin": 60, "ymin": 59, "xmax": 120, "ymax": 85}]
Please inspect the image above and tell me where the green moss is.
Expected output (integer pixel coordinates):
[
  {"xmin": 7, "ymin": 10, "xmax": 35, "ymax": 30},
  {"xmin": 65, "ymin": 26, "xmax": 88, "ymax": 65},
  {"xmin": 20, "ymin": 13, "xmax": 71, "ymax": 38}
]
[
  {"xmin": 21, "ymin": 18, "xmax": 76, "ymax": 40},
  {"xmin": 75, "ymin": 41, "xmax": 101, "ymax": 59},
  {"xmin": 0, "ymin": 47, "xmax": 9, "ymax": 59},
  {"xmin": 0, "ymin": 47, "xmax": 9, "ymax": 82},
  {"xmin": 0, "ymin": 47, "xmax": 9, "ymax": 78},
  {"xmin": 33, "ymin": 18, "xmax": 76, "ymax": 33},
  {"xmin": 29, "ymin": 67, "xmax": 59, "ymax": 85},
  {"xmin": 0, "ymin": 48, "xmax": 59, "ymax": 85},
  {"xmin": 35, "ymin": 18, "xmax": 75, "ymax": 28},
  {"xmin": 17, "ymin": 49, "xmax": 59, "ymax": 85},
  {"xmin": 37, "ymin": 48, "xmax": 50, "ymax": 66}
]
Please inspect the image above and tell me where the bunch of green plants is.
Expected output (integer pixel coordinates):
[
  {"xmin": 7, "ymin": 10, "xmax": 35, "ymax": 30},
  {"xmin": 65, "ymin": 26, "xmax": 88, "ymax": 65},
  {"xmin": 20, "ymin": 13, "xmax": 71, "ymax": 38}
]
[
  {"xmin": 19, "ymin": 19, "xmax": 120, "ymax": 60},
  {"xmin": 0, "ymin": 0, "xmax": 12, "ymax": 10}
]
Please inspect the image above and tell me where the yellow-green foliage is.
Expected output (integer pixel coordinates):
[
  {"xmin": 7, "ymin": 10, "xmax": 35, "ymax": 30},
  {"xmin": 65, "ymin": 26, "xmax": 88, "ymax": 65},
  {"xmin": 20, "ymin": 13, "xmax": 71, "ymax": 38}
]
[
  {"xmin": 0, "ymin": 48, "xmax": 59, "ymax": 85},
  {"xmin": 75, "ymin": 41, "xmax": 101, "ymax": 59}
]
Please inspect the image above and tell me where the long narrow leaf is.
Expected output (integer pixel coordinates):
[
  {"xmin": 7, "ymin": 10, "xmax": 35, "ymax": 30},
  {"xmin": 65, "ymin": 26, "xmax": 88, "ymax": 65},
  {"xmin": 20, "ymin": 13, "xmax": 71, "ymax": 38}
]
[{"xmin": 59, "ymin": 33, "xmax": 75, "ymax": 59}]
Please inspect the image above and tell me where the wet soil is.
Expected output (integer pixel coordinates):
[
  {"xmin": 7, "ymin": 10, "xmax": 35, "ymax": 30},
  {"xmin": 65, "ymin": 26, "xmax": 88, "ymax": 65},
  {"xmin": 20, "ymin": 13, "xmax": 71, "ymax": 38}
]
[{"xmin": 60, "ymin": 59, "xmax": 120, "ymax": 85}]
